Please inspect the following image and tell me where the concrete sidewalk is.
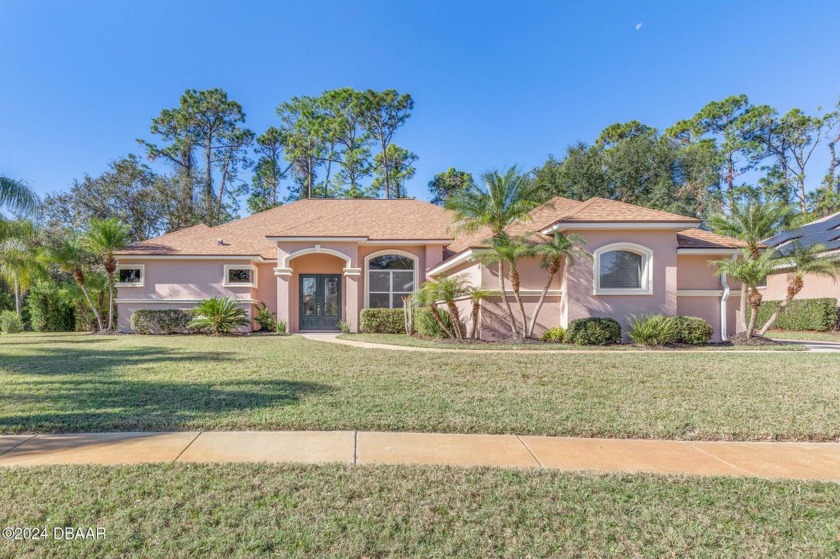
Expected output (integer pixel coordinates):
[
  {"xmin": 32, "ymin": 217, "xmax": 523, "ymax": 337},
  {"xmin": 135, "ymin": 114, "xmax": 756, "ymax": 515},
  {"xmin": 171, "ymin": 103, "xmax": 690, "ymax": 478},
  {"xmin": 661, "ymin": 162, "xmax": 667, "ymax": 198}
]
[{"xmin": 1, "ymin": 431, "xmax": 838, "ymax": 482}]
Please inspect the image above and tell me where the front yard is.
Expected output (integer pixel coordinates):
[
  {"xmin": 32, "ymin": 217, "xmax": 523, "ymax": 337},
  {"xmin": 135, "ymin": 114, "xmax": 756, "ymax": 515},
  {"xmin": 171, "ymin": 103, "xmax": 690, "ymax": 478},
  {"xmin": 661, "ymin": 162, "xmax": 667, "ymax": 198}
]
[
  {"xmin": 767, "ymin": 330, "xmax": 840, "ymax": 343},
  {"xmin": 1, "ymin": 463, "xmax": 838, "ymax": 558},
  {"xmin": 1, "ymin": 333, "xmax": 838, "ymax": 441}
]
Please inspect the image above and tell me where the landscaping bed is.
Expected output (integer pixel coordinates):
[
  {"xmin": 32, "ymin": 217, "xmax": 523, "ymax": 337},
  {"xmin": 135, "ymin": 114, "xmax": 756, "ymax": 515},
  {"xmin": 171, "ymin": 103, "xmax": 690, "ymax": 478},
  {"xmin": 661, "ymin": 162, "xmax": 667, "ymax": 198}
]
[
  {"xmin": 0, "ymin": 463, "xmax": 838, "ymax": 558},
  {"xmin": 0, "ymin": 333, "xmax": 834, "ymax": 440}
]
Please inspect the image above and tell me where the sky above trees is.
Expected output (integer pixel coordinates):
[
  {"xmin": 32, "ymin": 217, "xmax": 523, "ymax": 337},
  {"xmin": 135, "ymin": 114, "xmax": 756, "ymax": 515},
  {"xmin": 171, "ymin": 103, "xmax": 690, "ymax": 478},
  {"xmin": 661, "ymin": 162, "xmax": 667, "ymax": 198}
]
[{"xmin": 2, "ymin": 0, "xmax": 839, "ymax": 201}]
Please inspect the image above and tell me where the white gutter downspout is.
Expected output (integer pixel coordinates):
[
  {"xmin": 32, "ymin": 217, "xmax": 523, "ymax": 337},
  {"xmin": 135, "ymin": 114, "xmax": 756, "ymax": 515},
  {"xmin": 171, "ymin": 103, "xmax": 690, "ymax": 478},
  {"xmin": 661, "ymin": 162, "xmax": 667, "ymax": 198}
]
[{"xmin": 720, "ymin": 272, "xmax": 730, "ymax": 341}]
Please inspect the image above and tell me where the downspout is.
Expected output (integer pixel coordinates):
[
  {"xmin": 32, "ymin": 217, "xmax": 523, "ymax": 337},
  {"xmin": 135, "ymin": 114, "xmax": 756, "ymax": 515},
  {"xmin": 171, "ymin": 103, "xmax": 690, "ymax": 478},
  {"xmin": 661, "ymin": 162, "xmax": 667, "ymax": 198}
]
[{"xmin": 720, "ymin": 271, "xmax": 730, "ymax": 342}]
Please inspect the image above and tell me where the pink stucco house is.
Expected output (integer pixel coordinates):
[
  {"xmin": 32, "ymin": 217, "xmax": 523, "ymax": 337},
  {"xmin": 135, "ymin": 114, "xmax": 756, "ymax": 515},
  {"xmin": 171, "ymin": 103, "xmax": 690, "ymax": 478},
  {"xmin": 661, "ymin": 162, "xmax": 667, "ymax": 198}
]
[{"xmin": 115, "ymin": 197, "xmax": 746, "ymax": 341}]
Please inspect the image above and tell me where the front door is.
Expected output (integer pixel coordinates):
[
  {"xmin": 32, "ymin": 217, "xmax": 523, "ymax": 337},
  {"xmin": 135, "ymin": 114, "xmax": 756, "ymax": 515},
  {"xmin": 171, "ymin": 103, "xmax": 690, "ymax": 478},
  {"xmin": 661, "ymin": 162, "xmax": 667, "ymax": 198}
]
[{"xmin": 299, "ymin": 274, "xmax": 342, "ymax": 331}]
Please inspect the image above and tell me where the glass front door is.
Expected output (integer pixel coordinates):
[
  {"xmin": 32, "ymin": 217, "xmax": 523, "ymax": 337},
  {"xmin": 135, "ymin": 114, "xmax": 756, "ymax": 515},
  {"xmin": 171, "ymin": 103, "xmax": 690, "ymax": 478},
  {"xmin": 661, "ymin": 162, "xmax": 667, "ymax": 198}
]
[{"xmin": 299, "ymin": 274, "xmax": 342, "ymax": 331}]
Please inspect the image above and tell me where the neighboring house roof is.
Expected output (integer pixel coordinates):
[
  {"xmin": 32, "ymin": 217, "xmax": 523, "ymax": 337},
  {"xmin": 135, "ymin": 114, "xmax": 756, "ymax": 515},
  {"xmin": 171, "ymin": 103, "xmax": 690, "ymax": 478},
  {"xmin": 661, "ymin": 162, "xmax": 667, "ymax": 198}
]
[
  {"xmin": 676, "ymin": 229, "xmax": 749, "ymax": 250},
  {"xmin": 117, "ymin": 198, "xmax": 456, "ymax": 259},
  {"xmin": 762, "ymin": 211, "xmax": 840, "ymax": 256}
]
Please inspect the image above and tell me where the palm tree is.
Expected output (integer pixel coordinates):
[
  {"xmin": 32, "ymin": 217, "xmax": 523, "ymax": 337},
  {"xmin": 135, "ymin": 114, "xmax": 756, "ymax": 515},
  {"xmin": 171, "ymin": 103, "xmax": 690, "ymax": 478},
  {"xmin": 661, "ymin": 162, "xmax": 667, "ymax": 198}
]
[
  {"xmin": 430, "ymin": 275, "xmax": 470, "ymax": 340},
  {"xmin": 446, "ymin": 167, "xmax": 544, "ymax": 340},
  {"xmin": 713, "ymin": 249, "xmax": 777, "ymax": 338},
  {"xmin": 475, "ymin": 235, "xmax": 531, "ymax": 339},
  {"xmin": 0, "ymin": 221, "xmax": 46, "ymax": 315},
  {"xmin": 0, "ymin": 176, "xmax": 39, "ymax": 217},
  {"xmin": 47, "ymin": 234, "xmax": 104, "ymax": 332},
  {"xmin": 466, "ymin": 287, "xmax": 495, "ymax": 340},
  {"xmin": 85, "ymin": 218, "xmax": 131, "ymax": 331},
  {"xmin": 414, "ymin": 279, "xmax": 455, "ymax": 339},
  {"xmin": 757, "ymin": 242, "xmax": 840, "ymax": 335},
  {"xmin": 526, "ymin": 232, "xmax": 587, "ymax": 338},
  {"xmin": 707, "ymin": 201, "xmax": 789, "ymax": 331}
]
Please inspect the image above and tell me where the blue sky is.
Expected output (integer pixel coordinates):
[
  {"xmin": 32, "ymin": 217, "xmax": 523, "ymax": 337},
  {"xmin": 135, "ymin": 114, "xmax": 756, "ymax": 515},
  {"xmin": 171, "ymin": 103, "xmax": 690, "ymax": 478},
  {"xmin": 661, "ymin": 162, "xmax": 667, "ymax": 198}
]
[{"xmin": 2, "ymin": 1, "xmax": 839, "ymax": 204}]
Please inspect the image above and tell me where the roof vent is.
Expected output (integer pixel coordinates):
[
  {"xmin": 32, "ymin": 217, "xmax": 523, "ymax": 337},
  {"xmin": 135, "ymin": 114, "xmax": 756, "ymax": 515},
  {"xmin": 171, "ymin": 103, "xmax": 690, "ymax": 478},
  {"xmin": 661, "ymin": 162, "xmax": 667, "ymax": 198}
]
[{"xmin": 216, "ymin": 238, "xmax": 224, "ymax": 246}]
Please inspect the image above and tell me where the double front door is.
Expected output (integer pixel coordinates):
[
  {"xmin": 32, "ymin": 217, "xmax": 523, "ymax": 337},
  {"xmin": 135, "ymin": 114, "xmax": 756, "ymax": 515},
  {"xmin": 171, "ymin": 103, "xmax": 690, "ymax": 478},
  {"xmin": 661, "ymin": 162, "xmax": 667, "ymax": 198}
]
[{"xmin": 299, "ymin": 274, "xmax": 342, "ymax": 331}]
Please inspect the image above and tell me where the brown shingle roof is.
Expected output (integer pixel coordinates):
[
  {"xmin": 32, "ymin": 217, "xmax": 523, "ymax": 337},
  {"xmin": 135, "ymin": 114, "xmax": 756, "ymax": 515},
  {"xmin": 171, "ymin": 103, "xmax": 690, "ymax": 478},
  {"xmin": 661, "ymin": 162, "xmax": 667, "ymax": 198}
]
[
  {"xmin": 117, "ymin": 199, "xmax": 455, "ymax": 259},
  {"xmin": 547, "ymin": 197, "xmax": 701, "ymax": 224},
  {"xmin": 677, "ymin": 229, "xmax": 748, "ymax": 250}
]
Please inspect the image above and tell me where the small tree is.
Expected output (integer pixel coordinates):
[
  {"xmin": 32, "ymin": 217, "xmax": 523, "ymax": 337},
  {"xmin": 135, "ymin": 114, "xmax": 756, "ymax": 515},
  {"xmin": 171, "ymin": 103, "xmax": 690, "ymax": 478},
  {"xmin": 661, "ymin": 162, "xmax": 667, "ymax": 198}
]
[
  {"xmin": 757, "ymin": 242, "xmax": 840, "ymax": 335},
  {"xmin": 188, "ymin": 297, "xmax": 249, "ymax": 335},
  {"xmin": 85, "ymin": 218, "xmax": 131, "ymax": 332},
  {"xmin": 414, "ymin": 280, "xmax": 455, "ymax": 340},
  {"xmin": 713, "ymin": 249, "xmax": 777, "ymax": 338},
  {"xmin": 526, "ymin": 232, "xmax": 587, "ymax": 339},
  {"xmin": 466, "ymin": 288, "xmax": 494, "ymax": 340},
  {"xmin": 475, "ymin": 235, "xmax": 532, "ymax": 340},
  {"xmin": 46, "ymin": 234, "xmax": 104, "ymax": 332}
]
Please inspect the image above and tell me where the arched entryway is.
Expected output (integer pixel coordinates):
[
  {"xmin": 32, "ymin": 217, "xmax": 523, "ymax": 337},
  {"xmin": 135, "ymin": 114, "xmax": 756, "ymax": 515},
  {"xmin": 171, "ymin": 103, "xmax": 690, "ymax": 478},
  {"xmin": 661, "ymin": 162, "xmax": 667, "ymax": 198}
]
[{"xmin": 288, "ymin": 253, "xmax": 348, "ymax": 332}]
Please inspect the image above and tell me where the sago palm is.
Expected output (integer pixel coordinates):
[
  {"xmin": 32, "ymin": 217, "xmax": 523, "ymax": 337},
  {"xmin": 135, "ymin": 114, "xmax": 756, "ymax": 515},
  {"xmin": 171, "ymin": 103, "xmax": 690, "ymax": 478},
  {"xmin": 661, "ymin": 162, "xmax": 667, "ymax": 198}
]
[
  {"xmin": 713, "ymin": 249, "xmax": 777, "ymax": 338},
  {"xmin": 188, "ymin": 297, "xmax": 250, "ymax": 335},
  {"xmin": 85, "ymin": 218, "xmax": 131, "ymax": 332},
  {"xmin": 526, "ymin": 231, "xmax": 587, "ymax": 338},
  {"xmin": 757, "ymin": 242, "xmax": 840, "ymax": 335}
]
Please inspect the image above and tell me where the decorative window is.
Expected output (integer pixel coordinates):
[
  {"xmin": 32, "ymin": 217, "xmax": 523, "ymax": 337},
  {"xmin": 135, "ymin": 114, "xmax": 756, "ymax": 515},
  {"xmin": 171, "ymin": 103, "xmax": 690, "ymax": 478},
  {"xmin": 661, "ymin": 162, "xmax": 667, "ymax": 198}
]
[
  {"xmin": 367, "ymin": 253, "xmax": 416, "ymax": 309},
  {"xmin": 593, "ymin": 243, "xmax": 653, "ymax": 295},
  {"xmin": 223, "ymin": 265, "xmax": 258, "ymax": 287},
  {"xmin": 116, "ymin": 265, "xmax": 144, "ymax": 287}
]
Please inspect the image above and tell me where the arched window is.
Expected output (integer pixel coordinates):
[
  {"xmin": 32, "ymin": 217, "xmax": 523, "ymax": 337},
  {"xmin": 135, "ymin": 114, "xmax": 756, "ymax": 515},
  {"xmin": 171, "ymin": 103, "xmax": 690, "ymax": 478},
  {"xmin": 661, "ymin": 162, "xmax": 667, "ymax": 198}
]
[
  {"xmin": 367, "ymin": 254, "xmax": 416, "ymax": 308},
  {"xmin": 593, "ymin": 243, "xmax": 653, "ymax": 295}
]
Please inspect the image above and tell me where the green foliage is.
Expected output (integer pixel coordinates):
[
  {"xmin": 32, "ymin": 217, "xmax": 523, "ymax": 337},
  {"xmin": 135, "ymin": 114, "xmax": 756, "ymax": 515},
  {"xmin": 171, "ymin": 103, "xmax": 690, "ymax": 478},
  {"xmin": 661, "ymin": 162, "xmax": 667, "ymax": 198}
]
[
  {"xmin": 672, "ymin": 316, "xmax": 714, "ymax": 345},
  {"xmin": 337, "ymin": 320, "xmax": 351, "ymax": 335},
  {"xmin": 0, "ymin": 175, "xmax": 40, "ymax": 217},
  {"xmin": 276, "ymin": 320, "xmax": 287, "ymax": 335},
  {"xmin": 360, "ymin": 308, "xmax": 405, "ymax": 334},
  {"xmin": 131, "ymin": 309, "xmax": 200, "ymax": 335},
  {"xmin": 628, "ymin": 314, "xmax": 679, "ymax": 346},
  {"xmin": 565, "ymin": 317, "xmax": 622, "ymax": 346},
  {"xmin": 757, "ymin": 298, "xmax": 838, "ymax": 332},
  {"xmin": 415, "ymin": 307, "xmax": 453, "ymax": 339},
  {"xmin": 27, "ymin": 281, "xmax": 76, "ymax": 332},
  {"xmin": 254, "ymin": 303, "xmax": 279, "ymax": 332},
  {"xmin": 188, "ymin": 297, "xmax": 250, "ymax": 335},
  {"xmin": 428, "ymin": 168, "xmax": 474, "ymax": 205},
  {"xmin": 540, "ymin": 327, "xmax": 565, "ymax": 342},
  {"xmin": 0, "ymin": 310, "xmax": 24, "ymax": 333}
]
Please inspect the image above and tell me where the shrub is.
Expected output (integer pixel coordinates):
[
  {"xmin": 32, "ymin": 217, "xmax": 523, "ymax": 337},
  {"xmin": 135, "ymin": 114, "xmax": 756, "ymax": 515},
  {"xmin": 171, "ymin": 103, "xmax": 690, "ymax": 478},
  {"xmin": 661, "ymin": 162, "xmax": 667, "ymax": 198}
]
[
  {"xmin": 338, "ymin": 320, "xmax": 351, "ymax": 334},
  {"xmin": 254, "ymin": 303, "xmax": 278, "ymax": 332},
  {"xmin": 565, "ymin": 317, "xmax": 622, "ymax": 346},
  {"xmin": 276, "ymin": 320, "xmax": 287, "ymax": 335},
  {"xmin": 756, "ymin": 297, "xmax": 838, "ymax": 331},
  {"xmin": 672, "ymin": 316, "xmax": 713, "ymax": 345},
  {"xmin": 360, "ymin": 308, "xmax": 405, "ymax": 334},
  {"xmin": 540, "ymin": 327, "xmax": 565, "ymax": 342},
  {"xmin": 188, "ymin": 297, "xmax": 249, "ymax": 335},
  {"xmin": 0, "ymin": 311, "xmax": 24, "ymax": 334},
  {"xmin": 27, "ymin": 282, "xmax": 76, "ymax": 332},
  {"xmin": 131, "ymin": 309, "xmax": 199, "ymax": 335},
  {"xmin": 415, "ymin": 307, "xmax": 454, "ymax": 339},
  {"xmin": 628, "ymin": 314, "xmax": 677, "ymax": 346}
]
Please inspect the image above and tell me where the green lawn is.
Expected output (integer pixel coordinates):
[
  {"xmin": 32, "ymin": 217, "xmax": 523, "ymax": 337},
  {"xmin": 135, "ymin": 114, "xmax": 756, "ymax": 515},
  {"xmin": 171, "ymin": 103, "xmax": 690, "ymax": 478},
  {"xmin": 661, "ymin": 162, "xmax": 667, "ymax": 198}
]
[
  {"xmin": 0, "ymin": 332, "xmax": 838, "ymax": 440},
  {"xmin": 339, "ymin": 332, "xmax": 803, "ymax": 350},
  {"xmin": 767, "ymin": 330, "xmax": 840, "ymax": 342},
  {"xmin": 0, "ymin": 463, "xmax": 837, "ymax": 558}
]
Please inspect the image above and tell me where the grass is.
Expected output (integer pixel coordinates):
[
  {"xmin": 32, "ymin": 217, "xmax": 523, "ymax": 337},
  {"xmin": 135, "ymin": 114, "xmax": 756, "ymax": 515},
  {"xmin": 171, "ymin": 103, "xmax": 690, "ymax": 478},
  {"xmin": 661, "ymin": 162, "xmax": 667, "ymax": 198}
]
[
  {"xmin": 767, "ymin": 330, "xmax": 840, "ymax": 342},
  {"xmin": 0, "ymin": 332, "xmax": 838, "ymax": 440},
  {"xmin": 0, "ymin": 463, "xmax": 838, "ymax": 558},
  {"xmin": 339, "ymin": 333, "xmax": 803, "ymax": 350}
]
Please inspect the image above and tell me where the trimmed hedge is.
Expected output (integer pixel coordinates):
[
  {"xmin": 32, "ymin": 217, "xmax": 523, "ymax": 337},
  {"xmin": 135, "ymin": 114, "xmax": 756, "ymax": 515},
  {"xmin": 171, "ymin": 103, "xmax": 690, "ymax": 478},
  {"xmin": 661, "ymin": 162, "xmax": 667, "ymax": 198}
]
[
  {"xmin": 756, "ymin": 298, "xmax": 839, "ymax": 332},
  {"xmin": 672, "ymin": 316, "xmax": 714, "ymax": 345},
  {"xmin": 27, "ymin": 282, "xmax": 76, "ymax": 332},
  {"xmin": 0, "ymin": 310, "xmax": 24, "ymax": 334},
  {"xmin": 416, "ymin": 308, "xmax": 454, "ymax": 339},
  {"xmin": 565, "ymin": 317, "xmax": 622, "ymax": 346},
  {"xmin": 131, "ymin": 309, "xmax": 200, "ymax": 335},
  {"xmin": 360, "ymin": 308, "xmax": 405, "ymax": 334}
]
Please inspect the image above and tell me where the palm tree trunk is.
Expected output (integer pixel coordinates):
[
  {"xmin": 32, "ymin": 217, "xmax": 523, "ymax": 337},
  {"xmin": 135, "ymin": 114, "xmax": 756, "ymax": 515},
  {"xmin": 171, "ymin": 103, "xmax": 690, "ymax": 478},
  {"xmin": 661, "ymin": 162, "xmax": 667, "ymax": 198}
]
[
  {"xmin": 738, "ymin": 283, "xmax": 748, "ymax": 333},
  {"xmin": 76, "ymin": 279, "xmax": 103, "ymax": 332},
  {"xmin": 746, "ymin": 288, "xmax": 762, "ymax": 338},
  {"xmin": 445, "ymin": 301, "xmax": 464, "ymax": 340},
  {"xmin": 758, "ymin": 278, "xmax": 802, "ymax": 336},
  {"xmin": 510, "ymin": 269, "xmax": 527, "ymax": 339},
  {"xmin": 527, "ymin": 270, "xmax": 556, "ymax": 338},
  {"xmin": 107, "ymin": 272, "xmax": 116, "ymax": 331},
  {"xmin": 497, "ymin": 262, "xmax": 518, "ymax": 339},
  {"xmin": 13, "ymin": 276, "xmax": 21, "ymax": 316},
  {"xmin": 471, "ymin": 300, "xmax": 481, "ymax": 340},
  {"xmin": 428, "ymin": 304, "xmax": 454, "ymax": 339}
]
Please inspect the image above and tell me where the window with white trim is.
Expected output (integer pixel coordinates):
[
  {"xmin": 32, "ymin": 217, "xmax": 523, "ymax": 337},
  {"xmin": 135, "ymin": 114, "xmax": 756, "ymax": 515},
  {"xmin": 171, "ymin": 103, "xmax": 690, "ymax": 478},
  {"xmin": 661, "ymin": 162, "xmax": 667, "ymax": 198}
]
[
  {"xmin": 593, "ymin": 243, "xmax": 652, "ymax": 295},
  {"xmin": 116, "ymin": 265, "xmax": 144, "ymax": 287},
  {"xmin": 368, "ymin": 255, "xmax": 415, "ymax": 308},
  {"xmin": 223, "ymin": 265, "xmax": 257, "ymax": 287}
]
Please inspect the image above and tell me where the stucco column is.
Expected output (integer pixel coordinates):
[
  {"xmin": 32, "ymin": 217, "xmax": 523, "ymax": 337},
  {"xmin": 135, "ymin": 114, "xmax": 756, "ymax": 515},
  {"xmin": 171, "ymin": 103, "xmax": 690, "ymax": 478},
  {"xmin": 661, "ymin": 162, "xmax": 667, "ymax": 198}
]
[
  {"xmin": 274, "ymin": 267, "xmax": 293, "ymax": 329},
  {"xmin": 343, "ymin": 267, "xmax": 361, "ymax": 333}
]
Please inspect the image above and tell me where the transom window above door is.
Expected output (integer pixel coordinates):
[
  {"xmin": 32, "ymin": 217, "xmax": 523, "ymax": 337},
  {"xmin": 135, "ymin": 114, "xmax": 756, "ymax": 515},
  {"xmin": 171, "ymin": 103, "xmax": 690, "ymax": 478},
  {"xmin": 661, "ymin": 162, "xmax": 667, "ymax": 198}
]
[{"xmin": 367, "ymin": 254, "xmax": 416, "ymax": 308}]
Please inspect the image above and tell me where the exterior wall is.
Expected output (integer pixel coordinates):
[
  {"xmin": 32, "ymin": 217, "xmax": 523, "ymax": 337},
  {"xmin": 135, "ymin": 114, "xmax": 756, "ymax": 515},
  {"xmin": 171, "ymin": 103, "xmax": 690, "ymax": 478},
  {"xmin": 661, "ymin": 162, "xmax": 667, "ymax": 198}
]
[
  {"xmin": 115, "ymin": 258, "xmax": 262, "ymax": 332},
  {"xmin": 563, "ymin": 230, "xmax": 678, "ymax": 337},
  {"xmin": 763, "ymin": 271, "xmax": 840, "ymax": 301}
]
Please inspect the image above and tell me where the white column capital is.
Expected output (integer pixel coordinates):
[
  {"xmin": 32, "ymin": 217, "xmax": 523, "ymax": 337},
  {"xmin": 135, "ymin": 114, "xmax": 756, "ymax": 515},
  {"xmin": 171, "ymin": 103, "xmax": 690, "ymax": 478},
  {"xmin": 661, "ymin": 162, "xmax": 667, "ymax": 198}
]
[{"xmin": 273, "ymin": 267, "xmax": 293, "ymax": 277}]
